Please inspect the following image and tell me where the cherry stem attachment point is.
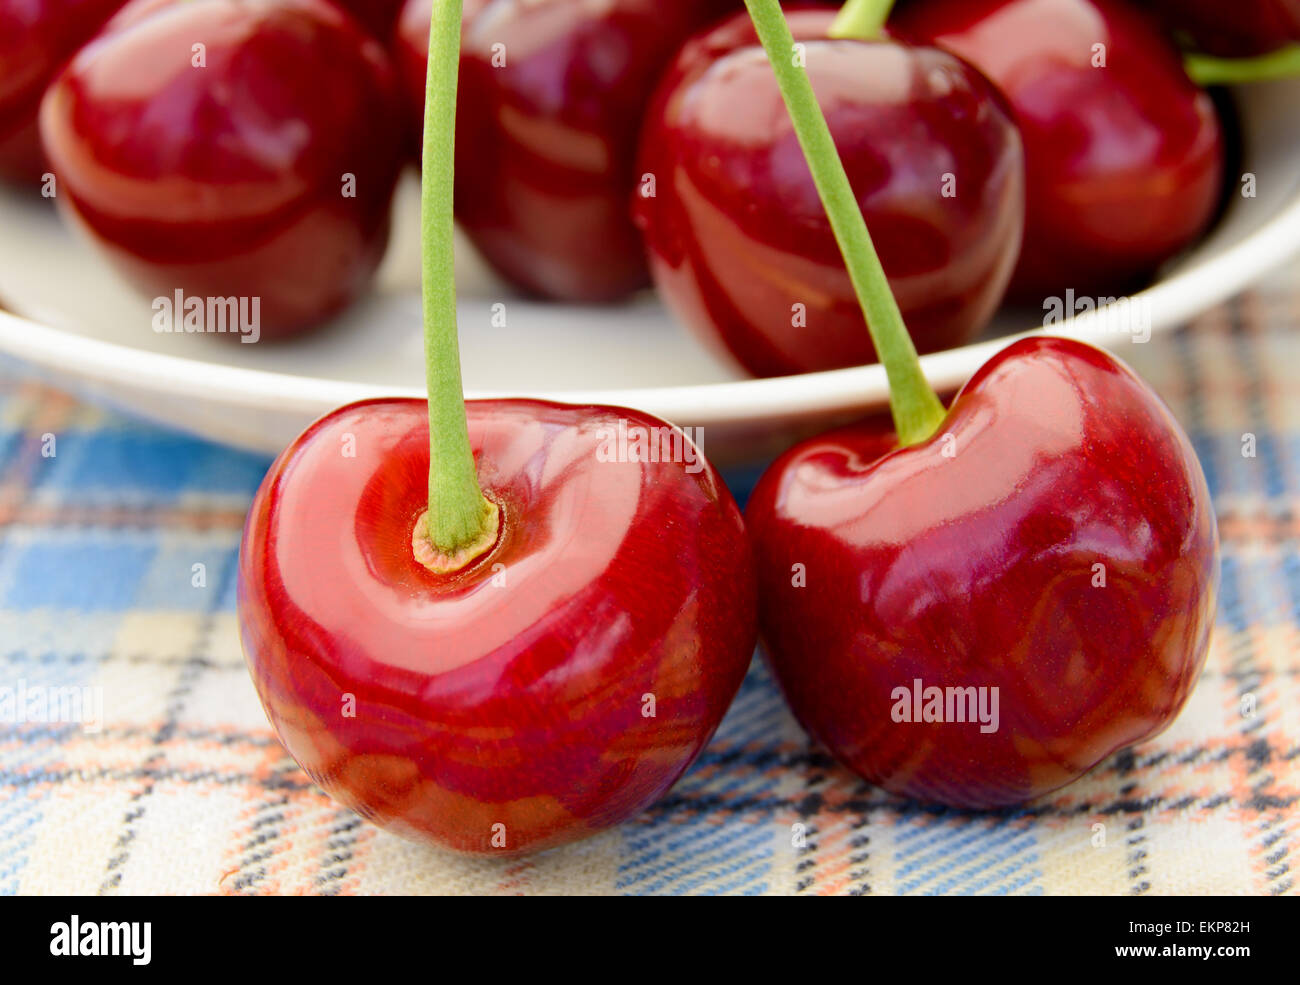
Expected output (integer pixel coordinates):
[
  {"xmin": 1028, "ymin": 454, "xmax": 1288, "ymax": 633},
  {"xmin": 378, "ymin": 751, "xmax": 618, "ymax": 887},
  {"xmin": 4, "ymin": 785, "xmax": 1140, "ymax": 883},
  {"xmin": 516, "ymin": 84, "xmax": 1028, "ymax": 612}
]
[
  {"xmin": 829, "ymin": 0, "xmax": 896, "ymax": 40},
  {"xmin": 743, "ymin": 0, "xmax": 946, "ymax": 446},
  {"xmin": 420, "ymin": 0, "xmax": 498, "ymax": 560},
  {"xmin": 1185, "ymin": 44, "xmax": 1300, "ymax": 86}
]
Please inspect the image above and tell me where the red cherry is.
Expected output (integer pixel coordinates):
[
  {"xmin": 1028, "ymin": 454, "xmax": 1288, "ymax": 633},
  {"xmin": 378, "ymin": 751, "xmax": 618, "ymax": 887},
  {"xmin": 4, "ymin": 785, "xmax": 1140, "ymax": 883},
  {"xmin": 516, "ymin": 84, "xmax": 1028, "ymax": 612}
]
[
  {"xmin": 0, "ymin": 0, "xmax": 127, "ymax": 183},
  {"xmin": 746, "ymin": 337, "xmax": 1218, "ymax": 808},
  {"xmin": 39, "ymin": 0, "xmax": 406, "ymax": 339},
  {"xmin": 1141, "ymin": 0, "xmax": 1300, "ymax": 57},
  {"xmin": 237, "ymin": 398, "xmax": 757, "ymax": 854},
  {"xmin": 633, "ymin": 8, "xmax": 1025, "ymax": 377},
  {"xmin": 332, "ymin": 0, "xmax": 406, "ymax": 38},
  {"xmin": 395, "ymin": 0, "xmax": 750, "ymax": 302},
  {"xmin": 393, "ymin": 0, "xmax": 490, "ymax": 159},
  {"xmin": 894, "ymin": 0, "xmax": 1226, "ymax": 301}
]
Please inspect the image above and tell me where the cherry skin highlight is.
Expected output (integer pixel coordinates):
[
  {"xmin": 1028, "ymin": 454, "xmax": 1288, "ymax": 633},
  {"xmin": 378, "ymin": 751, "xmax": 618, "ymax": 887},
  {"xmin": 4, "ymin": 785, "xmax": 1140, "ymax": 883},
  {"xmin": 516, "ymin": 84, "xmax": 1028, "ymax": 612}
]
[
  {"xmin": 633, "ymin": 9, "xmax": 1025, "ymax": 377},
  {"xmin": 0, "ymin": 0, "xmax": 126, "ymax": 183},
  {"xmin": 39, "ymin": 0, "xmax": 406, "ymax": 339},
  {"xmin": 237, "ymin": 398, "xmax": 758, "ymax": 855},
  {"xmin": 746, "ymin": 337, "xmax": 1218, "ymax": 808},
  {"xmin": 894, "ymin": 0, "xmax": 1226, "ymax": 302}
]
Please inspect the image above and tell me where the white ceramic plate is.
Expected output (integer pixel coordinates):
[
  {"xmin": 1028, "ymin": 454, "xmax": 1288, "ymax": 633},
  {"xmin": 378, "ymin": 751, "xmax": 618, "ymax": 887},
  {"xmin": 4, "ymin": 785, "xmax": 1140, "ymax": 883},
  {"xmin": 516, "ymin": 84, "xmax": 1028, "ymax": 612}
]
[{"xmin": 2, "ymin": 79, "xmax": 1299, "ymax": 464}]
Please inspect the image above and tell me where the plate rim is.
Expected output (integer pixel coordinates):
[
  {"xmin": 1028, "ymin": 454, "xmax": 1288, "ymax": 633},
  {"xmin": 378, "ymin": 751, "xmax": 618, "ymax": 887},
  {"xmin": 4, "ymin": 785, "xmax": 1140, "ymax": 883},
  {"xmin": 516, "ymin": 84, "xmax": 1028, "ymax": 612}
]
[{"xmin": 3, "ymin": 134, "xmax": 1300, "ymax": 432}]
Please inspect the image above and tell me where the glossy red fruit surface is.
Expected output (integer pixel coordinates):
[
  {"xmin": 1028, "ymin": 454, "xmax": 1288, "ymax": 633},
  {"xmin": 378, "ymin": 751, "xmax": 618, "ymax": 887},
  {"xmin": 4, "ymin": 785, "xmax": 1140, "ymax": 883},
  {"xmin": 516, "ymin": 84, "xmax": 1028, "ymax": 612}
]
[
  {"xmin": 333, "ymin": 0, "xmax": 405, "ymax": 38},
  {"xmin": 895, "ymin": 0, "xmax": 1226, "ymax": 301},
  {"xmin": 1142, "ymin": 0, "xmax": 1300, "ymax": 56},
  {"xmin": 238, "ymin": 398, "xmax": 758, "ymax": 855},
  {"xmin": 0, "ymin": 0, "xmax": 126, "ymax": 183},
  {"xmin": 746, "ymin": 337, "xmax": 1218, "ymax": 808},
  {"xmin": 393, "ymin": 0, "xmax": 489, "ymax": 155},
  {"xmin": 39, "ymin": 0, "xmax": 405, "ymax": 339},
  {"xmin": 634, "ymin": 9, "xmax": 1024, "ymax": 378},
  {"xmin": 397, "ymin": 0, "xmax": 743, "ymax": 302}
]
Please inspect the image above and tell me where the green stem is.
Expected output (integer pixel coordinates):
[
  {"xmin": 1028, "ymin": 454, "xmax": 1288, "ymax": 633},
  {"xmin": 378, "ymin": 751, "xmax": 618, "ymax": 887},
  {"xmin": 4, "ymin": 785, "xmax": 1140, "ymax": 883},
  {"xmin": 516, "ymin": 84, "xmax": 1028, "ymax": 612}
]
[
  {"xmin": 1185, "ymin": 44, "xmax": 1300, "ymax": 86},
  {"xmin": 420, "ymin": 0, "xmax": 495, "ymax": 557},
  {"xmin": 829, "ymin": 0, "xmax": 896, "ymax": 40},
  {"xmin": 743, "ymin": 0, "xmax": 946, "ymax": 446}
]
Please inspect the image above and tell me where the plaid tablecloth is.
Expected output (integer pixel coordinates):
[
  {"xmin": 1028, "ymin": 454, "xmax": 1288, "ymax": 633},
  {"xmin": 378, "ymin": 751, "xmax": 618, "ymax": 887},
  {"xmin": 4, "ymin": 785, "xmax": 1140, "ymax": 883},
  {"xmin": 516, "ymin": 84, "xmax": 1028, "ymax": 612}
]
[{"xmin": 1, "ymin": 264, "xmax": 1297, "ymax": 896}]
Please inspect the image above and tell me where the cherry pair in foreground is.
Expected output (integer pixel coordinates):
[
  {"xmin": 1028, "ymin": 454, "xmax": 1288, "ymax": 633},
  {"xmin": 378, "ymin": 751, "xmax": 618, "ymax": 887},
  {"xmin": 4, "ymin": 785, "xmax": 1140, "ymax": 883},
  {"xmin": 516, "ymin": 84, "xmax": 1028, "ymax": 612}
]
[
  {"xmin": 894, "ymin": 0, "xmax": 1226, "ymax": 301},
  {"xmin": 635, "ymin": 3, "xmax": 1024, "ymax": 377},
  {"xmin": 394, "ymin": 0, "xmax": 759, "ymax": 303},
  {"xmin": 0, "ymin": 0, "xmax": 126, "ymax": 182},
  {"xmin": 39, "ymin": 0, "xmax": 405, "ymax": 339},
  {"xmin": 238, "ymin": 0, "xmax": 757, "ymax": 855},
  {"xmin": 738, "ymin": 0, "xmax": 1217, "ymax": 808}
]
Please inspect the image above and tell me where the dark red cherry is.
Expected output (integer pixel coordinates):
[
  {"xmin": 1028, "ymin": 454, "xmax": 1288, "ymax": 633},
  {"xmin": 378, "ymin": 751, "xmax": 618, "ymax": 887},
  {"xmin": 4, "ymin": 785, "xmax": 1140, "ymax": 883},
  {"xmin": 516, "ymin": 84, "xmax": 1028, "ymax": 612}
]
[
  {"xmin": 393, "ymin": 0, "xmax": 489, "ymax": 157},
  {"xmin": 1141, "ymin": 0, "xmax": 1300, "ymax": 57},
  {"xmin": 894, "ymin": 0, "xmax": 1226, "ymax": 301},
  {"xmin": 39, "ymin": 0, "xmax": 406, "ymax": 339},
  {"xmin": 332, "ymin": 0, "xmax": 405, "ymax": 38},
  {"xmin": 746, "ymin": 337, "xmax": 1218, "ymax": 808},
  {"xmin": 395, "ymin": 0, "xmax": 748, "ymax": 302},
  {"xmin": 0, "ymin": 0, "xmax": 127, "ymax": 183},
  {"xmin": 238, "ymin": 398, "xmax": 758, "ymax": 855},
  {"xmin": 633, "ymin": 8, "xmax": 1025, "ymax": 377}
]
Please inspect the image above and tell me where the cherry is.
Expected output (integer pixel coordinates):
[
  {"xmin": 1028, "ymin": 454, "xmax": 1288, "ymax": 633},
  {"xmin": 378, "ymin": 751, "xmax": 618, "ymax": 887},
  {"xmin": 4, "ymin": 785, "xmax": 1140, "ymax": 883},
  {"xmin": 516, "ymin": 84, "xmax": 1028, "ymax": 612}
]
[
  {"xmin": 746, "ymin": 338, "xmax": 1218, "ymax": 807},
  {"xmin": 332, "ymin": 0, "xmax": 406, "ymax": 38},
  {"xmin": 394, "ymin": 0, "xmax": 748, "ymax": 303},
  {"xmin": 633, "ymin": 7, "xmax": 1024, "ymax": 377},
  {"xmin": 0, "ymin": 0, "xmax": 127, "ymax": 183},
  {"xmin": 39, "ymin": 0, "xmax": 406, "ymax": 339},
  {"xmin": 237, "ymin": 0, "xmax": 757, "ymax": 855},
  {"xmin": 738, "ymin": 0, "xmax": 1216, "ymax": 809},
  {"xmin": 1142, "ymin": 0, "xmax": 1300, "ymax": 57},
  {"xmin": 238, "ymin": 398, "xmax": 756, "ymax": 854},
  {"xmin": 893, "ymin": 0, "xmax": 1226, "ymax": 302},
  {"xmin": 393, "ymin": 0, "xmax": 489, "ymax": 157}
]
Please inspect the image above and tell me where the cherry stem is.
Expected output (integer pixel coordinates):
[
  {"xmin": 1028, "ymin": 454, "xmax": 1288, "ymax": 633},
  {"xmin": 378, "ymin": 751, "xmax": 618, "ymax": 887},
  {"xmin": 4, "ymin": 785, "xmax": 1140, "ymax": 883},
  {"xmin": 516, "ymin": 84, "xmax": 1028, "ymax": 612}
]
[
  {"xmin": 1185, "ymin": 44, "xmax": 1300, "ymax": 86},
  {"xmin": 420, "ymin": 0, "xmax": 496, "ymax": 558},
  {"xmin": 829, "ymin": 0, "xmax": 896, "ymax": 40},
  {"xmin": 743, "ymin": 0, "xmax": 946, "ymax": 446}
]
